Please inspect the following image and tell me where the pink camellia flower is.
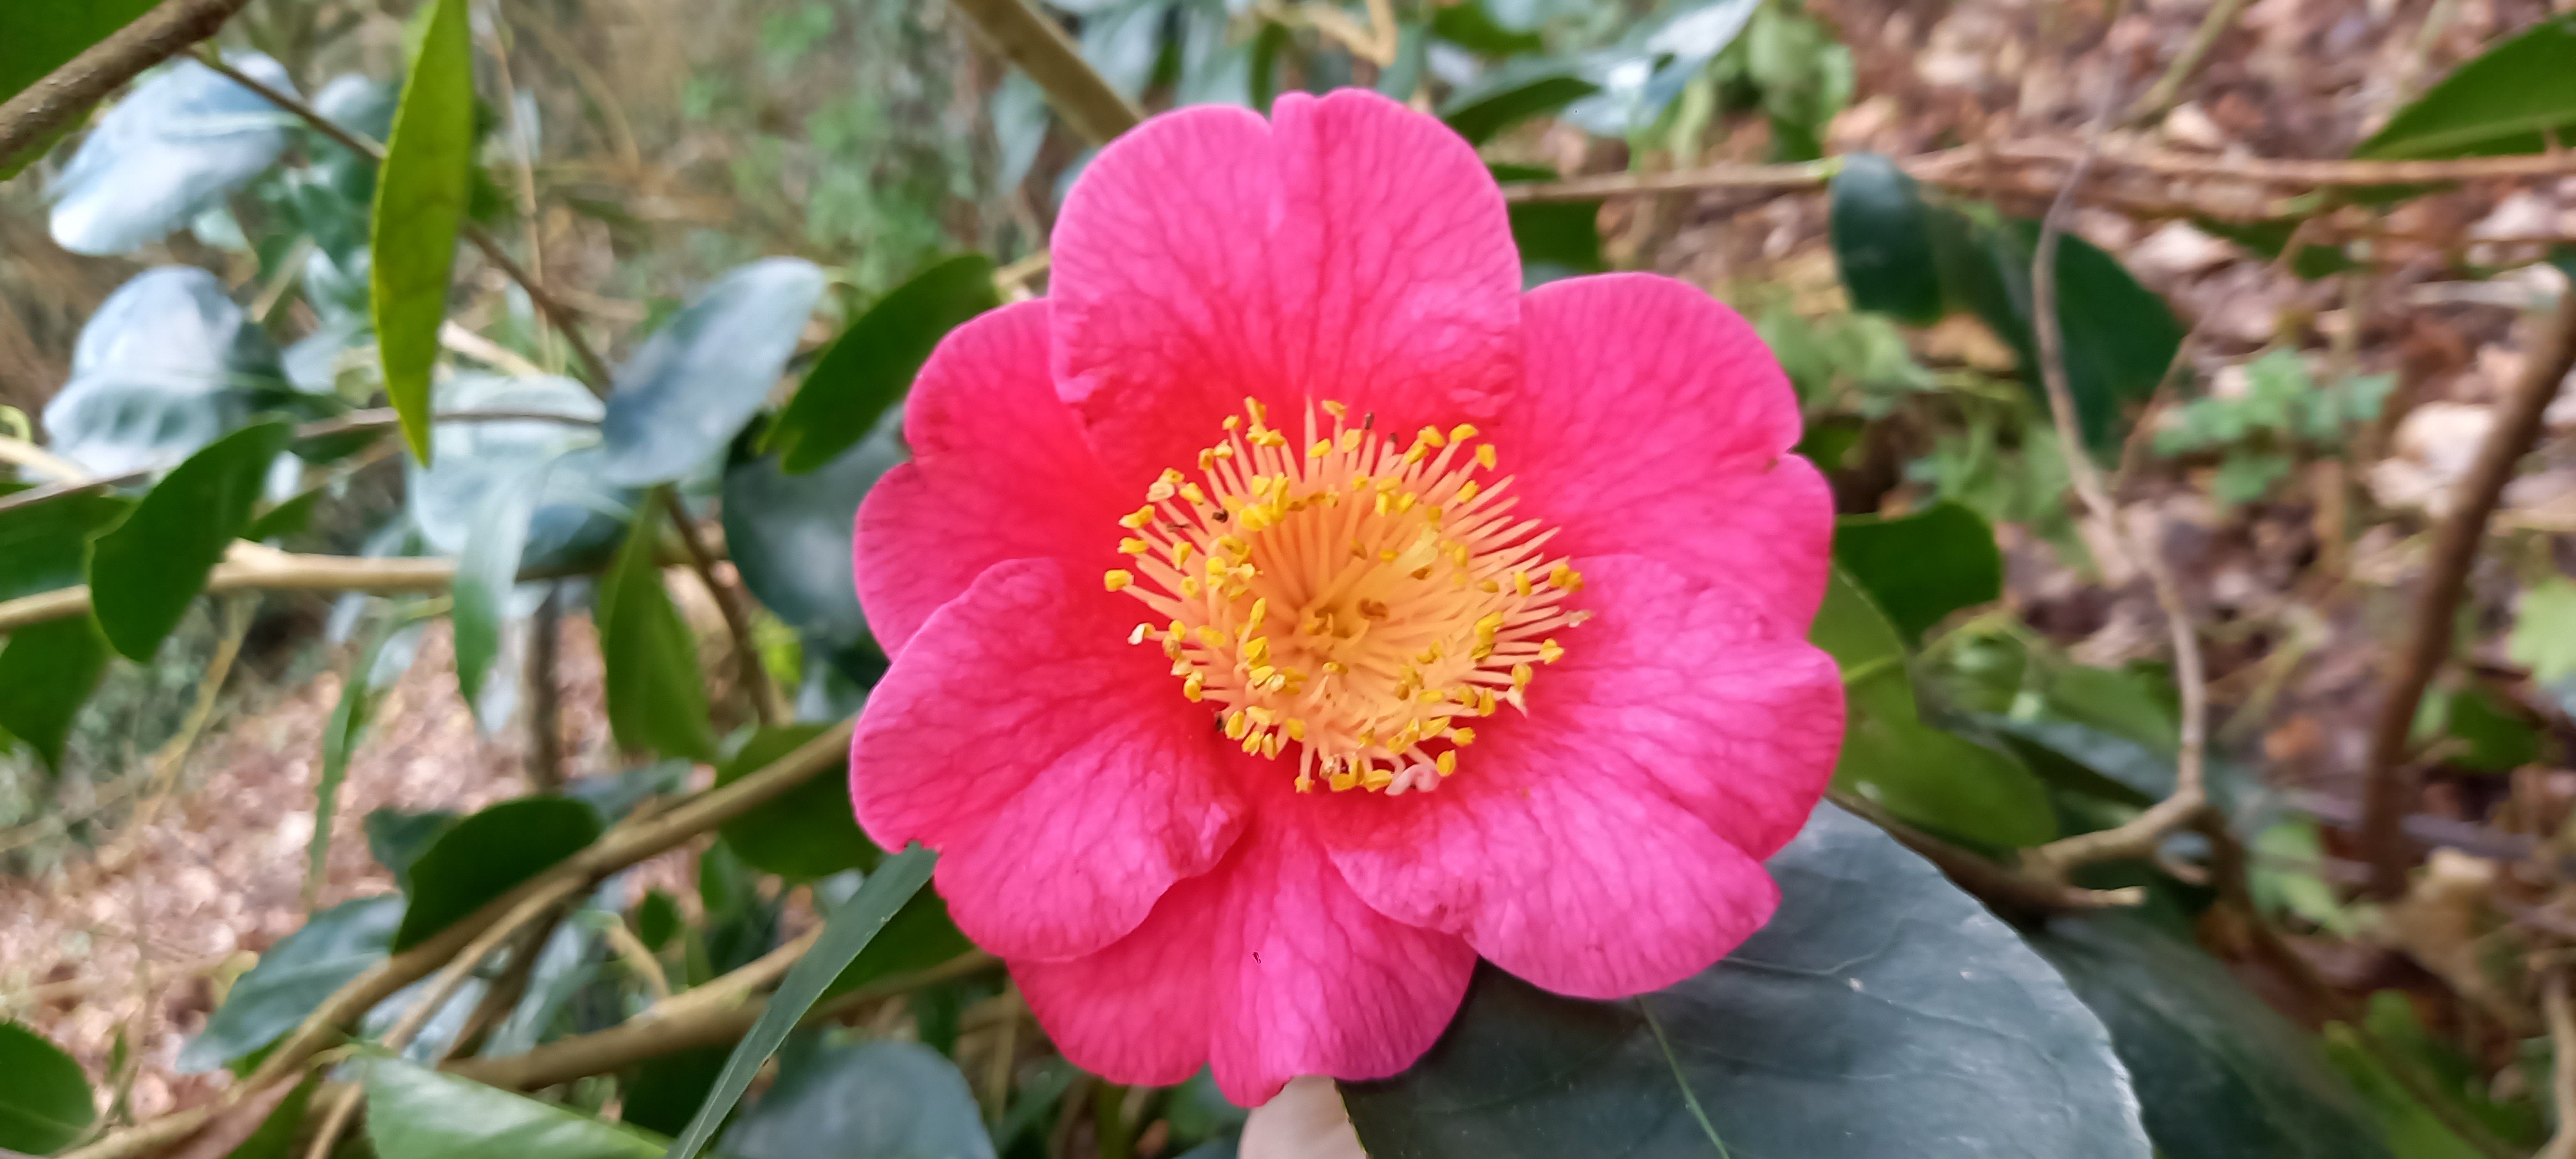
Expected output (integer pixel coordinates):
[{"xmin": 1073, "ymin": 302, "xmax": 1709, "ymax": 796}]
[{"xmin": 849, "ymin": 88, "xmax": 1842, "ymax": 1106}]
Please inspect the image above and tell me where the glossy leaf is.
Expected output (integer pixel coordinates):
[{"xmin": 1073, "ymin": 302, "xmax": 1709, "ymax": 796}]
[
  {"xmin": 366, "ymin": 808, "xmax": 460, "ymax": 894},
  {"xmin": 723, "ymin": 425, "xmax": 902, "ymax": 650},
  {"xmin": 1832, "ymin": 502, "xmax": 2002, "ymax": 644},
  {"xmin": 87, "ymin": 419, "xmax": 292, "ymax": 660},
  {"xmin": 598, "ymin": 259, "xmax": 826, "ymax": 487},
  {"xmin": 662, "ymin": 847, "xmax": 938, "ymax": 1159},
  {"xmin": 1432, "ymin": 1, "xmax": 1544, "ymax": 55},
  {"xmin": 1488, "ymin": 164, "xmax": 1603, "ymax": 287},
  {"xmin": 2357, "ymin": 17, "xmax": 2576, "ymax": 160},
  {"xmin": 1562, "ymin": 0, "xmax": 1763, "ymax": 137},
  {"xmin": 717, "ymin": 724, "xmax": 877, "ymax": 880},
  {"xmin": 1828, "ymin": 152, "xmax": 1943, "ymax": 325},
  {"xmin": 1978, "ymin": 218, "xmax": 2184, "ymax": 451},
  {"xmin": 0, "ymin": 1, "xmax": 159, "ymax": 105},
  {"xmin": 1342, "ymin": 804, "xmax": 2149, "ymax": 1158},
  {"xmin": 1807, "ymin": 566, "xmax": 1912, "ymax": 721},
  {"xmin": 370, "ymin": 0, "xmax": 477, "ymax": 463},
  {"xmin": 178, "ymin": 895, "xmax": 404, "ymax": 1073},
  {"xmin": 453, "ymin": 466, "xmax": 542, "ymax": 710},
  {"xmin": 47, "ymin": 56, "xmax": 294, "ymax": 256},
  {"xmin": 0, "ymin": 616, "xmax": 113, "ymax": 775},
  {"xmin": 720, "ymin": 1039, "xmax": 995, "ymax": 1159},
  {"xmin": 1439, "ymin": 58, "xmax": 1598, "ymax": 144},
  {"xmin": 2030, "ymin": 913, "xmax": 2392, "ymax": 1159},
  {"xmin": 365, "ymin": 1060, "xmax": 666, "ymax": 1159},
  {"xmin": 0, "ymin": 1021, "xmax": 94, "ymax": 1155},
  {"xmin": 406, "ymin": 374, "xmax": 626, "ymax": 567},
  {"xmin": 392, "ymin": 796, "xmax": 602, "ymax": 950},
  {"xmin": 596, "ymin": 518, "xmax": 718, "ymax": 763},
  {"xmin": 765, "ymin": 255, "xmax": 998, "ymax": 475},
  {"xmin": 0, "ymin": 493, "xmax": 129, "ymax": 602},
  {"xmin": 825, "ymin": 889, "xmax": 976, "ymax": 998},
  {"xmin": 42, "ymin": 267, "xmax": 279, "ymax": 477}
]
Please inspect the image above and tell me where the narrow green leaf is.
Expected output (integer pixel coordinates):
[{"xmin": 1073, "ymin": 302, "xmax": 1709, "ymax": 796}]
[
  {"xmin": 370, "ymin": 0, "xmax": 477, "ymax": 463},
  {"xmin": 1438, "ymin": 60, "xmax": 1598, "ymax": 144},
  {"xmin": 825, "ymin": 889, "xmax": 975, "ymax": 998},
  {"xmin": 392, "ymin": 796, "xmax": 602, "ymax": 950},
  {"xmin": 1430, "ymin": 1, "xmax": 1544, "ymax": 55},
  {"xmin": 1832, "ymin": 502, "xmax": 2002, "ymax": 645},
  {"xmin": 768, "ymin": 261, "xmax": 994, "ymax": 473},
  {"xmin": 0, "ymin": 1021, "xmax": 96, "ymax": 1155},
  {"xmin": 453, "ymin": 468, "xmax": 541, "ymax": 708},
  {"xmin": 597, "ymin": 516, "xmax": 718, "ymax": 763},
  {"xmin": 87, "ymin": 419, "xmax": 292, "ymax": 660},
  {"xmin": 308, "ymin": 625, "xmax": 400, "ymax": 902},
  {"xmin": 243, "ymin": 487, "xmax": 327, "ymax": 543},
  {"xmin": 179, "ymin": 896, "xmax": 404, "ymax": 1073},
  {"xmin": 0, "ymin": 616, "xmax": 113, "ymax": 775},
  {"xmin": 365, "ymin": 1060, "xmax": 667, "ymax": 1159},
  {"xmin": 0, "ymin": 492, "xmax": 130, "ymax": 603},
  {"xmin": 716, "ymin": 724, "xmax": 877, "ymax": 880},
  {"xmin": 1828, "ymin": 152, "xmax": 1944, "ymax": 325},
  {"xmin": 662, "ymin": 847, "xmax": 938, "ymax": 1159},
  {"xmin": 2358, "ymin": 17, "xmax": 2576, "ymax": 160}
]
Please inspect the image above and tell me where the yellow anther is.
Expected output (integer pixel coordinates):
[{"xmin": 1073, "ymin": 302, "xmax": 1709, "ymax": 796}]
[
  {"xmin": 1180, "ymin": 482, "xmax": 1207, "ymax": 505},
  {"xmin": 1538, "ymin": 638, "xmax": 1566, "ymax": 663},
  {"xmin": 1456, "ymin": 480, "xmax": 1481, "ymax": 503},
  {"xmin": 1120, "ymin": 538, "xmax": 1151, "ymax": 556},
  {"xmin": 1222, "ymin": 415, "xmax": 1242, "ymax": 431},
  {"xmin": 1212, "ymin": 443, "xmax": 1235, "ymax": 460},
  {"xmin": 1340, "ymin": 429, "xmax": 1364, "ymax": 451},
  {"xmin": 1119, "ymin": 506, "xmax": 1155, "ymax": 529},
  {"xmin": 1244, "ymin": 397, "xmax": 1267, "ymax": 424},
  {"xmin": 1323, "ymin": 661, "xmax": 1347, "ymax": 674},
  {"xmin": 1322, "ymin": 399, "xmax": 1348, "ymax": 419},
  {"xmin": 1197, "ymin": 626, "xmax": 1226, "ymax": 649},
  {"xmin": 1198, "ymin": 448, "xmax": 1217, "ymax": 471},
  {"xmin": 1249, "ymin": 664, "xmax": 1277, "ymax": 686},
  {"xmin": 1450, "ymin": 727, "xmax": 1477, "ymax": 746},
  {"xmin": 1417, "ymin": 688, "xmax": 1445, "ymax": 705},
  {"xmin": 1363, "ymin": 767, "xmax": 1395, "ymax": 790},
  {"xmin": 1476, "ymin": 689, "xmax": 1497, "ymax": 715},
  {"xmin": 1171, "ymin": 542, "xmax": 1197, "ymax": 565},
  {"xmin": 1549, "ymin": 563, "xmax": 1584, "ymax": 590},
  {"xmin": 1435, "ymin": 750, "xmax": 1457, "ymax": 775},
  {"xmin": 1103, "ymin": 570, "xmax": 1134, "ymax": 592},
  {"xmin": 1224, "ymin": 710, "xmax": 1249, "ymax": 739},
  {"xmin": 1179, "ymin": 576, "xmax": 1202, "ymax": 598},
  {"xmin": 1128, "ymin": 623, "xmax": 1151, "ymax": 645},
  {"xmin": 1374, "ymin": 491, "xmax": 1394, "ymax": 516},
  {"xmin": 1182, "ymin": 673, "xmax": 1205, "ymax": 702},
  {"xmin": 1479, "ymin": 579, "xmax": 1501, "ymax": 593},
  {"xmin": 1511, "ymin": 663, "xmax": 1534, "ymax": 688},
  {"xmin": 1255, "ymin": 429, "xmax": 1288, "ymax": 448},
  {"xmin": 1146, "ymin": 481, "xmax": 1177, "ymax": 502},
  {"xmin": 1247, "ymin": 597, "xmax": 1269, "ymax": 625},
  {"xmin": 1476, "ymin": 611, "xmax": 1505, "ymax": 634},
  {"xmin": 1416, "ymin": 425, "xmax": 1448, "ymax": 449},
  {"xmin": 1285, "ymin": 718, "xmax": 1307, "ymax": 740},
  {"xmin": 1475, "ymin": 444, "xmax": 1497, "ymax": 469},
  {"xmin": 1309, "ymin": 439, "xmax": 1334, "ymax": 459},
  {"xmin": 1329, "ymin": 769, "xmax": 1359, "ymax": 792},
  {"xmin": 1513, "ymin": 570, "xmax": 1534, "ymax": 596},
  {"xmin": 1449, "ymin": 424, "xmax": 1479, "ymax": 443}
]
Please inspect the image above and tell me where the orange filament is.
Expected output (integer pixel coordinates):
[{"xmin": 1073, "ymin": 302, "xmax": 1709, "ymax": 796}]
[{"xmin": 1107, "ymin": 397, "xmax": 1587, "ymax": 795}]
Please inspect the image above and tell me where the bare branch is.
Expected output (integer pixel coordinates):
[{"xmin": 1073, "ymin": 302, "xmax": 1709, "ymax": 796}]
[
  {"xmin": 949, "ymin": 0, "xmax": 1143, "ymax": 146},
  {"xmin": 661, "ymin": 489, "xmax": 784, "ymax": 726},
  {"xmin": 0, "ymin": 0, "xmax": 256, "ymax": 167},
  {"xmin": 2360, "ymin": 280, "xmax": 2576, "ymax": 896}
]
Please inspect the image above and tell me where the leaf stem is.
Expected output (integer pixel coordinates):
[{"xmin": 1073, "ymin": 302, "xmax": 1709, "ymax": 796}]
[{"xmin": 1638, "ymin": 998, "xmax": 1730, "ymax": 1159}]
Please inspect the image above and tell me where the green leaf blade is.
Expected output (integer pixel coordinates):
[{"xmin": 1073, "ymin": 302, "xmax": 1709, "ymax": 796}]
[
  {"xmin": 0, "ymin": 1021, "xmax": 95, "ymax": 1155},
  {"xmin": 768, "ymin": 255, "xmax": 999, "ymax": 475},
  {"xmin": 365, "ymin": 1060, "xmax": 667, "ymax": 1159},
  {"xmin": 370, "ymin": 0, "xmax": 478, "ymax": 464},
  {"xmin": 2358, "ymin": 17, "xmax": 2576, "ymax": 160},
  {"xmin": 392, "ymin": 796, "xmax": 602, "ymax": 951},
  {"xmin": 87, "ymin": 419, "xmax": 293, "ymax": 660},
  {"xmin": 1828, "ymin": 152, "xmax": 1944, "ymax": 325},
  {"xmin": 0, "ymin": 616, "xmax": 113, "ymax": 775},
  {"xmin": 597, "ymin": 518, "xmax": 719, "ymax": 763}
]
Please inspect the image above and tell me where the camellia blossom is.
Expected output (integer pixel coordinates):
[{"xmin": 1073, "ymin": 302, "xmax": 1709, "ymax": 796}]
[{"xmin": 849, "ymin": 88, "xmax": 1843, "ymax": 1106}]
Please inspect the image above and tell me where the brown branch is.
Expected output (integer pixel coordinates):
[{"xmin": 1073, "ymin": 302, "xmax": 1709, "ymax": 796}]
[
  {"xmin": 525, "ymin": 584, "xmax": 565, "ymax": 789},
  {"xmin": 2547, "ymin": 968, "xmax": 2576, "ymax": 1159},
  {"xmin": 1827, "ymin": 791, "xmax": 2145, "ymax": 917},
  {"xmin": 660, "ymin": 489, "xmax": 782, "ymax": 726},
  {"xmin": 949, "ymin": 0, "xmax": 1142, "ymax": 146},
  {"xmin": 193, "ymin": 52, "xmax": 614, "ymax": 389},
  {"xmin": 2016, "ymin": 79, "xmax": 2215, "ymax": 883},
  {"xmin": 2361, "ymin": 282, "xmax": 2576, "ymax": 896},
  {"xmin": 0, "ymin": 0, "xmax": 256, "ymax": 167}
]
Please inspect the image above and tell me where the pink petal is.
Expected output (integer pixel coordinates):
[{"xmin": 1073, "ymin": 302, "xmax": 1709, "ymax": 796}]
[
  {"xmin": 849, "ymin": 558, "xmax": 1245, "ymax": 961},
  {"xmin": 853, "ymin": 301, "xmax": 1125, "ymax": 657},
  {"xmin": 1495, "ymin": 273, "xmax": 1832, "ymax": 628},
  {"xmin": 1050, "ymin": 90, "xmax": 1521, "ymax": 493},
  {"xmin": 1016, "ymin": 798, "xmax": 1477, "ymax": 1106},
  {"xmin": 1304, "ymin": 555, "xmax": 1842, "ymax": 998}
]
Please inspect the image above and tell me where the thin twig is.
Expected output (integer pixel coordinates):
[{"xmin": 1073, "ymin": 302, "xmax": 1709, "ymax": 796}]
[
  {"xmin": 2360, "ymin": 279, "xmax": 2576, "ymax": 896},
  {"xmin": 2123, "ymin": 0, "xmax": 2248, "ymax": 125},
  {"xmin": 2546, "ymin": 969, "xmax": 2576, "ymax": 1159},
  {"xmin": 525, "ymin": 583, "xmax": 565, "ymax": 789},
  {"xmin": 0, "ymin": 436, "xmax": 88, "ymax": 483},
  {"xmin": 0, "ymin": 0, "xmax": 258, "ymax": 165},
  {"xmin": 948, "ymin": 0, "xmax": 1142, "ymax": 146},
  {"xmin": 660, "ymin": 489, "xmax": 782, "ymax": 726},
  {"xmin": 2014, "ymin": 75, "xmax": 2214, "ymax": 882},
  {"xmin": 1828, "ymin": 790, "xmax": 2146, "ymax": 916},
  {"xmin": 193, "ymin": 50, "xmax": 614, "ymax": 388}
]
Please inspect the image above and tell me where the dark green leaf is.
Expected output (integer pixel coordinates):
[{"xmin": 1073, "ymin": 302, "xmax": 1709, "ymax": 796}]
[
  {"xmin": 598, "ymin": 259, "xmax": 826, "ymax": 487},
  {"xmin": 720, "ymin": 1039, "xmax": 995, "ymax": 1159},
  {"xmin": 393, "ymin": 796, "xmax": 601, "ymax": 950},
  {"xmin": 1841, "ymin": 711, "xmax": 2058, "ymax": 848},
  {"xmin": 825, "ymin": 889, "xmax": 974, "ymax": 997},
  {"xmin": 0, "ymin": 1, "xmax": 158, "ymax": 105},
  {"xmin": 218, "ymin": 1078, "xmax": 317, "ymax": 1159},
  {"xmin": 662, "ymin": 847, "xmax": 938, "ymax": 1159},
  {"xmin": 1806, "ymin": 566, "xmax": 1911, "ymax": 721},
  {"xmin": 453, "ymin": 467, "xmax": 541, "ymax": 709},
  {"xmin": 767, "ymin": 255, "xmax": 996, "ymax": 475},
  {"xmin": 633, "ymin": 889, "xmax": 683, "ymax": 952},
  {"xmin": 178, "ymin": 896, "xmax": 404, "ymax": 1073},
  {"xmin": 1829, "ymin": 153, "xmax": 1944, "ymax": 325},
  {"xmin": 87, "ymin": 419, "xmax": 292, "ymax": 660},
  {"xmin": 2429, "ymin": 687, "xmax": 2544, "ymax": 773},
  {"xmin": 1488, "ymin": 164, "xmax": 1602, "ymax": 287},
  {"xmin": 1832, "ymin": 502, "xmax": 2002, "ymax": 644},
  {"xmin": 726, "ymin": 426, "xmax": 902, "ymax": 649},
  {"xmin": 366, "ymin": 809, "xmax": 460, "ymax": 893},
  {"xmin": 1989, "ymin": 714, "xmax": 2172, "ymax": 804},
  {"xmin": 1343, "ymin": 805, "xmax": 2148, "ymax": 1159},
  {"xmin": 43, "ymin": 267, "xmax": 279, "ymax": 477},
  {"xmin": 365, "ymin": 1060, "xmax": 666, "ymax": 1159},
  {"xmin": 717, "ymin": 725, "xmax": 877, "ymax": 880},
  {"xmin": 0, "ymin": 1021, "xmax": 94, "ymax": 1155},
  {"xmin": 46, "ymin": 57, "xmax": 294, "ymax": 256},
  {"xmin": 1439, "ymin": 59, "xmax": 1598, "ymax": 144},
  {"xmin": 596, "ymin": 518, "xmax": 718, "ymax": 763},
  {"xmin": 370, "ymin": 0, "xmax": 476, "ymax": 464},
  {"xmin": 243, "ymin": 487, "xmax": 325, "ymax": 543},
  {"xmin": 2357, "ymin": 17, "xmax": 2576, "ymax": 160},
  {"xmin": 1376, "ymin": 22, "xmax": 1429, "ymax": 100},
  {"xmin": 0, "ymin": 616, "xmax": 113, "ymax": 775},
  {"xmin": 2028, "ymin": 912, "xmax": 2392, "ymax": 1159},
  {"xmin": 0, "ymin": 493, "xmax": 129, "ymax": 603},
  {"xmin": 623, "ymin": 1047, "xmax": 730, "ymax": 1138},
  {"xmin": 1431, "ymin": 1, "xmax": 1544, "ymax": 55}
]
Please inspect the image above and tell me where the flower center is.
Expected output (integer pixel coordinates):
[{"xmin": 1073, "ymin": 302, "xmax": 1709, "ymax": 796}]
[{"xmin": 1104, "ymin": 397, "xmax": 1586, "ymax": 795}]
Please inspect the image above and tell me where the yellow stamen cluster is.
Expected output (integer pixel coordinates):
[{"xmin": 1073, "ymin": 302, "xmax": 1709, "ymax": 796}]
[{"xmin": 1107, "ymin": 397, "xmax": 1586, "ymax": 795}]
